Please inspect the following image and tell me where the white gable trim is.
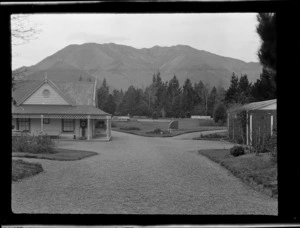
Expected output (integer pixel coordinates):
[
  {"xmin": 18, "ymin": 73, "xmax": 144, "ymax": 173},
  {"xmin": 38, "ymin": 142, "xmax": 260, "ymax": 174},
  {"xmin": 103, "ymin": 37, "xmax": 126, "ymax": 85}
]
[{"xmin": 23, "ymin": 83, "xmax": 70, "ymax": 105}]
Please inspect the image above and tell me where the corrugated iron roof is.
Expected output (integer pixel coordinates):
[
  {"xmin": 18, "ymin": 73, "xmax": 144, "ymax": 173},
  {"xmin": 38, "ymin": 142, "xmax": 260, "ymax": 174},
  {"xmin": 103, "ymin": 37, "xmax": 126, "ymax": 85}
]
[
  {"xmin": 13, "ymin": 80, "xmax": 44, "ymax": 105},
  {"xmin": 12, "ymin": 105, "xmax": 110, "ymax": 116},
  {"xmin": 242, "ymin": 99, "xmax": 276, "ymax": 110}
]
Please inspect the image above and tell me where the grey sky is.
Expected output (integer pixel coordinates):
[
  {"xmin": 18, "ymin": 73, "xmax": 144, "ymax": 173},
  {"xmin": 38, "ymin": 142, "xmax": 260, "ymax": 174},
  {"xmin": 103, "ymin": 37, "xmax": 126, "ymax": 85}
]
[{"xmin": 12, "ymin": 13, "xmax": 260, "ymax": 70}]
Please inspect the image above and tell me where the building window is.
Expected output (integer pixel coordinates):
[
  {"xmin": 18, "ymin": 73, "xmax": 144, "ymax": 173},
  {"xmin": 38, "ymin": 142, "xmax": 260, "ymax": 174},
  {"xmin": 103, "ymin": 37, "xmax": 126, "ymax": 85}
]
[
  {"xmin": 17, "ymin": 118, "xmax": 30, "ymax": 132},
  {"xmin": 43, "ymin": 89, "xmax": 50, "ymax": 98},
  {"xmin": 62, "ymin": 119, "xmax": 75, "ymax": 132},
  {"xmin": 43, "ymin": 118, "xmax": 50, "ymax": 124}
]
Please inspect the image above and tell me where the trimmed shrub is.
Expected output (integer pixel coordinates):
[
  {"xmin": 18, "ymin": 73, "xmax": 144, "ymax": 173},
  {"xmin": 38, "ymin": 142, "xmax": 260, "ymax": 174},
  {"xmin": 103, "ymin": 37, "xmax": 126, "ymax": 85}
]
[
  {"xmin": 12, "ymin": 134, "xmax": 55, "ymax": 154},
  {"xmin": 168, "ymin": 120, "xmax": 178, "ymax": 130},
  {"xmin": 147, "ymin": 128, "xmax": 162, "ymax": 134},
  {"xmin": 230, "ymin": 145, "xmax": 245, "ymax": 157},
  {"xmin": 152, "ymin": 128, "xmax": 162, "ymax": 134}
]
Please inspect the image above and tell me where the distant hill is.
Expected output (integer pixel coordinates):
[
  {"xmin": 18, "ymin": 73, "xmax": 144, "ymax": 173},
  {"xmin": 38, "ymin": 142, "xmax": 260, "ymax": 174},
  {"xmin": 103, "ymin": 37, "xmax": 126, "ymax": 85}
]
[{"xmin": 14, "ymin": 43, "xmax": 262, "ymax": 90}]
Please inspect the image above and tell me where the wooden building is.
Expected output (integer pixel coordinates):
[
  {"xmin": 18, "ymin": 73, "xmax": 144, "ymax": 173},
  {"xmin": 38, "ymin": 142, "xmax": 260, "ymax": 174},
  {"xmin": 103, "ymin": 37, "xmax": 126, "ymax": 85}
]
[
  {"xmin": 228, "ymin": 99, "xmax": 276, "ymax": 145},
  {"xmin": 12, "ymin": 76, "xmax": 112, "ymax": 141}
]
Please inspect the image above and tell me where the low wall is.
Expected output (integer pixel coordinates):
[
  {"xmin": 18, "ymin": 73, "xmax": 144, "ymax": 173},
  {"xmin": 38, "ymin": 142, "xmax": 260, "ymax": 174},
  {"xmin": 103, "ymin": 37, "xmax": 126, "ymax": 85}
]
[
  {"xmin": 191, "ymin": 116, "xmax": 212, "ymax": 119},
  {"xmin": 137, "ymin": 119, "xmax": 170, "ymax": 123},
  {"xmin": 112, "ymin": 116, "xmax": 130, "ymax": 121}
]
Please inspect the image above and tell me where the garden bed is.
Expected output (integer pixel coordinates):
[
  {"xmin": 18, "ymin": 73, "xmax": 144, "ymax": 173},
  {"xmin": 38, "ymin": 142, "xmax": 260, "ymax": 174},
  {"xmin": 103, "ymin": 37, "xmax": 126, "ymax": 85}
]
[
  {"xmin": 193, "ymin": 131, "xmax": 229, "ymax": 141},
  {"xmin": 12, "ymin": 159, "xmax": 43, "ymax": 182},
  {"xmin": 197, "ymin": 149, "xmax": 277, "ymax": 198}
]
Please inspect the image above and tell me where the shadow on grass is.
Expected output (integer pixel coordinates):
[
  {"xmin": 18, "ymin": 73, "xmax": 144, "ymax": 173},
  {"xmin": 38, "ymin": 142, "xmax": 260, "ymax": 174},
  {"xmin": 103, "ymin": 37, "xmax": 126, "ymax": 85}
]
[{"xmin": 12, "ymin": 148, "xmax": 98, "ymax": 161}]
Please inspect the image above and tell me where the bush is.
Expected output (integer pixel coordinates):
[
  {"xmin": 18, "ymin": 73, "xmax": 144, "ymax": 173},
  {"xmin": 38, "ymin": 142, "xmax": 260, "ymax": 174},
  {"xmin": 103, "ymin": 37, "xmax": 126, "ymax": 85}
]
[
  {"xmin": 152, "ymin": 111, "xmax": 159, "ymax": 119},
  {"xmin": 12, "ymin": 134, "xmax": 55, "ymax": 154},
  {"xmin": 147, "ymin": 128, "xmax": 162, "ymax": 134},
  {"xmin": 230, "ymin": 145, "xmax": 245, "ymax": 157},
  {"xmin": 213, "ymin": 103, "xmax": 227, "ymax": 124},
  {"xmin": 198, "ymin": 119, "xmax": 216, "ymax": 126},
  {"xmin": 185, "ymin": 111, "xmax": 191, "ymax": 118},
  {"xmin": 152, "ymin": 128, "xmax": 162, "ymax": 134}
]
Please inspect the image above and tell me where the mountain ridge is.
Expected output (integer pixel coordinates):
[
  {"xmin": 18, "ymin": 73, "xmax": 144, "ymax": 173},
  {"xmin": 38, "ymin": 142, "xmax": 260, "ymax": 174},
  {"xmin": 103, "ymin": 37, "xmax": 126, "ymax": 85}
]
[{"xmin": 15, "ymin": 42, "xmax": 262, "ymax": 90}]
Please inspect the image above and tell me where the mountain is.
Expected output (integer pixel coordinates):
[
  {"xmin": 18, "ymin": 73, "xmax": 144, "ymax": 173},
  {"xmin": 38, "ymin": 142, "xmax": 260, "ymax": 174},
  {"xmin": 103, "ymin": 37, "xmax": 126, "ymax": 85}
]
[{"xmin": 15, "ymin": 43, "xmax": 262, "ymax": 90}]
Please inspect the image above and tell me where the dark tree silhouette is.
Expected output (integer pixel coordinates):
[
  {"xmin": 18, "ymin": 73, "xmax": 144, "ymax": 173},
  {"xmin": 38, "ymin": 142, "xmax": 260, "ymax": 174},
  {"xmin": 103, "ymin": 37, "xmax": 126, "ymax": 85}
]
[{"xmin": 256, "ymin": 13, "xmax": 276, "ymax": 73}]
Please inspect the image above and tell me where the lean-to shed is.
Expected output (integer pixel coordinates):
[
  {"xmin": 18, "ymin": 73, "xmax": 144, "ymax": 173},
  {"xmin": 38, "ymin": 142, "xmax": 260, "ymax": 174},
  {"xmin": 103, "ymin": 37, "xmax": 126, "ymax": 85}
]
[{"xmin": 228, "ymin": 99, "xmax": 277, "ymax": 145}]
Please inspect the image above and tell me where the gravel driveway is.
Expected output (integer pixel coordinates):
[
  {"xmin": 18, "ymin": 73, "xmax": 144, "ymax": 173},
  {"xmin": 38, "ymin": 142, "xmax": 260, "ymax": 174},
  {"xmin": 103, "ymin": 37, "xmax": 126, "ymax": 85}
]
[{"xmin": 12, "ymin": 130, "xmax": 277, "ymax": 214}]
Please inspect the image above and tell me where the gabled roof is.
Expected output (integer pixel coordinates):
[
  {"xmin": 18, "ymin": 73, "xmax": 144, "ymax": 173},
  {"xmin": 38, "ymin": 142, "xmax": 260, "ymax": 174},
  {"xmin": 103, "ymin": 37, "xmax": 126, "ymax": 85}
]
[
  {"xmin": 13, "ymin": 79, "xmax": 97, "ymax": 106},
  {"xmin": 56, "ymin": 81, "xmax": 96, "ymax": 106},
  {"xmin": 13, "ymin": 80, "xmax": 44, "ymax": 105},
  {"xmin": 228, "ymin": 99, "xmax": 277, "ymax": 113}
]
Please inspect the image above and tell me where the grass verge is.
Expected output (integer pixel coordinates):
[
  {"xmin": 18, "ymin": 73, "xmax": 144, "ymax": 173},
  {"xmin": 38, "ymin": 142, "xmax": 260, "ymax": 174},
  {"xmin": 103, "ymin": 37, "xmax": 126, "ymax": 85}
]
[
  {"xmin": 12, "ymin": 159, "xmax": 43, "ymax": 182},
  {"xmin": 197, "ymin": 149, "xmax": 277, "ymax": 198},
  {"xmin": 12, "ymin": 148, "xmax": 98, "ymax": 161}
]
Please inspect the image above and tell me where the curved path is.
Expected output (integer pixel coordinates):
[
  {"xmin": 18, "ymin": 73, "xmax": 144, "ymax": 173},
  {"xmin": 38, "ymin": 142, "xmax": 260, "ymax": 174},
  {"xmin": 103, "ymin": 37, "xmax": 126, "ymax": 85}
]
[{"xmin": 12, "ymin": 130, "xmax": 277, "ymax": 214}]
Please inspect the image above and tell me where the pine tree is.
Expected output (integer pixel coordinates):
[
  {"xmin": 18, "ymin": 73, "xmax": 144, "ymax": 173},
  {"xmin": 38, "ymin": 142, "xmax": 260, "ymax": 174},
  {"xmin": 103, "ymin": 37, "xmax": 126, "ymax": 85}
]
[
  {"xmin": 168, "ymin": 75, "xmax": 181, "ymax": 117},
  {"xmin": 225, "ymin": 73, "xmax": 239, "ymax": 104},
  {"xmin": 251, "ymin": 68, "xmax": 276, "ymax": 101},
  {"xmin": 208, "ymin": 86, "xmax": 218, "ymax": 117},
  {"xmin": 97, "ymin": 78, "xmax": 109, "ymax": 110},
  {"xmin": 256, "ymin": 13, "xmax": 276, "ymax": 73},
  {"xmin": 103, "ymin": 94, "xmax": 116, "ymax": 115},
  {"xmin": 238, "ymin": 74, "xmax": 253, "ymax": 104},
  {"xmin": 181, "ymin": 78, "xmax": 195, "ymax": 116},
  {"xmin": 119, "ymin": 86, "xmax": 138, "ymax": 116}
]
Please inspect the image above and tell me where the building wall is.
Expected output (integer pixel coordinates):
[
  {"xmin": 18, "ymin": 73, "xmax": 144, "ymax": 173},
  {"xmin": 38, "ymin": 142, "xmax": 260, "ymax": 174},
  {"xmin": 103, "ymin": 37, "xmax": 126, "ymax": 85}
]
[
  {"xmin": 12, "ymin": 117, "xmax": 111, "ymax": 140},
  {"xmin": 249, "ymin": 110, "xmax": 277, "ymax": 144},
  {"xmin": 228, "ymin": 115, "xmax": 246, "ymax": 144},
  {"xmin": 42, "ymin": 118, "xmax": 62, "ymax": 135},
  {"xmin": 228, "ymin": 109, "xmax": 277, "ymax": 145}
]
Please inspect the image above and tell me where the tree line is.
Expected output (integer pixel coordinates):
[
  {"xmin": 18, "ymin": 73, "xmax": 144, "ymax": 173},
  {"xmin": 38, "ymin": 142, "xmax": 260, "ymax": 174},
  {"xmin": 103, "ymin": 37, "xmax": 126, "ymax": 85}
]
[{"xmin": 96, "ymin": 65, "xmax": 275, "ymax": 123}]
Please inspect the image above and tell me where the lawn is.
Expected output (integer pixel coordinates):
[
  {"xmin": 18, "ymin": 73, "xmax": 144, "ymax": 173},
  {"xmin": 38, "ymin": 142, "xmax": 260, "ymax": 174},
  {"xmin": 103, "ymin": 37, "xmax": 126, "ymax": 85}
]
[
  {"xmin": 112, "ymin": 118, "xmax": 226, "ymax": 137},
  {"xmin": 198, "ymin": 149, "xmax": 277, "ymax": 198},
  {"xmin": 12, "ymin": 148, "xmax": 98, "ymax": 161},
  {"xmin": 12, "ymin": 159, "xmax": 43, "ymax": 182}
]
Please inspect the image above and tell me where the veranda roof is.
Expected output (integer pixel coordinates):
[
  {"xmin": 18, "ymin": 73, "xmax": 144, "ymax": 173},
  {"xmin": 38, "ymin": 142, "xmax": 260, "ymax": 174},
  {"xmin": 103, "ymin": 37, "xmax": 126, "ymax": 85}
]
[{"xmin": 12, "ymin": 105, "xmax": 110, "ymax": 116}]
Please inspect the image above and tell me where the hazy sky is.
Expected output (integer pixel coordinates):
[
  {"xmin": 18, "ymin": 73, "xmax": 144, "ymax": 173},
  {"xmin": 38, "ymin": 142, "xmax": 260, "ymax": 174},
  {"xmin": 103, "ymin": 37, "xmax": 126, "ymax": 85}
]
[{"xmin": 11, "ymin": 13, "xmax": 260, "ymax": 70}]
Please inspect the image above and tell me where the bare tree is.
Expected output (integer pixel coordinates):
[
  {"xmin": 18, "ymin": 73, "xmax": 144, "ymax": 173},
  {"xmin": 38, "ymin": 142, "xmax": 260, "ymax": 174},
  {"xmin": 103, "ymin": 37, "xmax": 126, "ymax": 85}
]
[
  {"xmin": 11, "ymin": 14, "xmax": 41, "ymax": 46},
  {"xmin": 11, "ymin": 15, "xmax": 41, "ymax": 99}
]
